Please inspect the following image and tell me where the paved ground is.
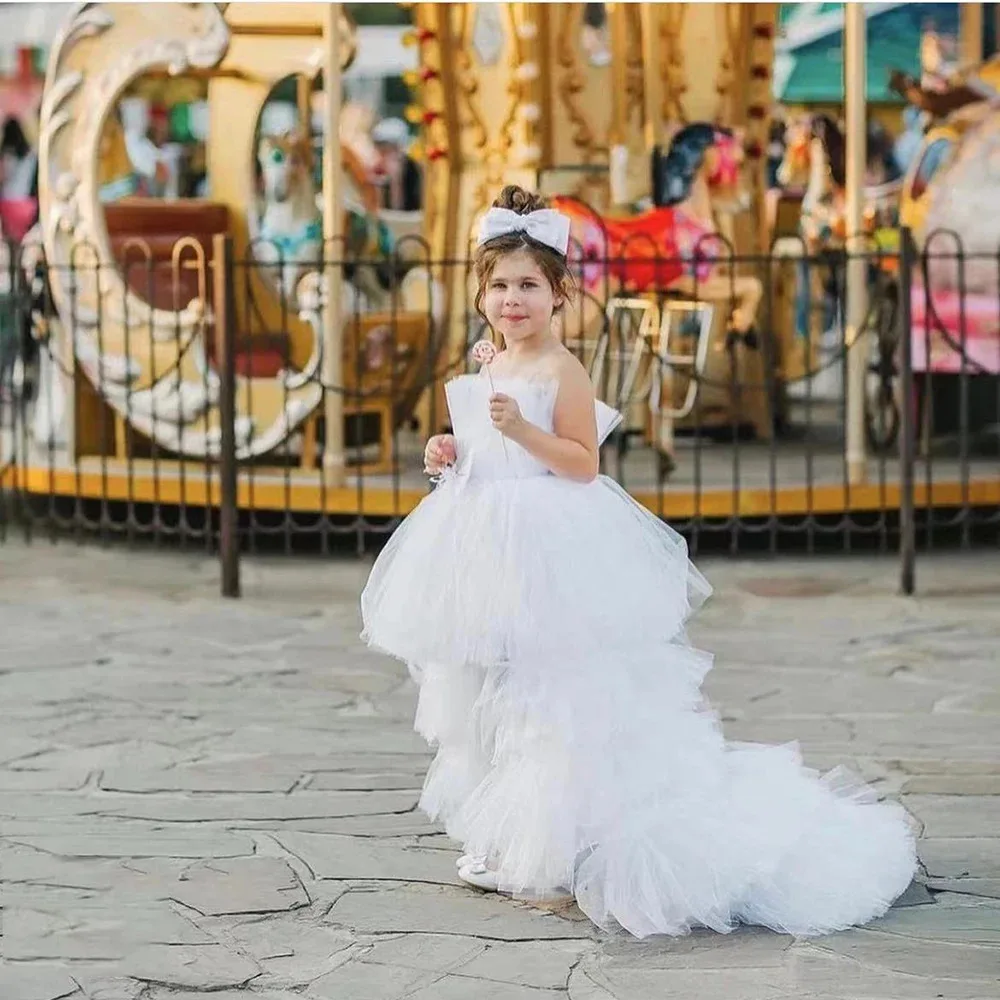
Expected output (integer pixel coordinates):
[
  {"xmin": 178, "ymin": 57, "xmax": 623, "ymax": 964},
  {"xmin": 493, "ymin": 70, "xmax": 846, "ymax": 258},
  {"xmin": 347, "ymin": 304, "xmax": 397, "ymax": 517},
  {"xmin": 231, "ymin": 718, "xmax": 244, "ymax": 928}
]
[{"xmin": 0, "ymin": 537, "xmax": 997, "ymax": 1000}]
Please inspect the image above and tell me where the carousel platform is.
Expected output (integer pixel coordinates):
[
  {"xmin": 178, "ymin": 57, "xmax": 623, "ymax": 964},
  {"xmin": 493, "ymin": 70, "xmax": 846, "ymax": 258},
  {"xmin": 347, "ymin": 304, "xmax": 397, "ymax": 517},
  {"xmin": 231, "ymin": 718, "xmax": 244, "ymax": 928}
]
[{"xmin": 4, "ymin": 427, "xmax": 999, "ymax": 523}]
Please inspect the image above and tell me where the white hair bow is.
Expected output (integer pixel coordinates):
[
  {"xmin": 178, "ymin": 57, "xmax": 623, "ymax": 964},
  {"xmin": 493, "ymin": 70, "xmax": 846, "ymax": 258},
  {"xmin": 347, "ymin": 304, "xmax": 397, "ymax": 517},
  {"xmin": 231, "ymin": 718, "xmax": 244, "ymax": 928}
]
[{"xmin": 476, "ymin": 207, "xmax": 571, "ymax": 256}]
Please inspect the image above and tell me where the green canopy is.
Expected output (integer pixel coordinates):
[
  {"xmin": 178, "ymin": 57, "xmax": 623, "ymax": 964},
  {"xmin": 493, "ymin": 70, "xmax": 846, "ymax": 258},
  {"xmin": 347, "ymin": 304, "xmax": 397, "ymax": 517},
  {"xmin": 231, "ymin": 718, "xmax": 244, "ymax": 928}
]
[{"xmin": 775, "ymin": 2, "xmax": 961, "ymax": 104}]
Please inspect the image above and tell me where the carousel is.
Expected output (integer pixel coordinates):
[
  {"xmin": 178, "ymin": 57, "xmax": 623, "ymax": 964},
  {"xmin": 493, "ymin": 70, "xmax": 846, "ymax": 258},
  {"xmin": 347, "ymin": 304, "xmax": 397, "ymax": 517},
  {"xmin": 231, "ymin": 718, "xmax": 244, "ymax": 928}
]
[
  {"xmin": 2, "ymin": 1, "xmax": 998, "ymax": 526},
  {"xmin": 893, "ymin": 54, "xmax": 1000, "ymax": 405}
]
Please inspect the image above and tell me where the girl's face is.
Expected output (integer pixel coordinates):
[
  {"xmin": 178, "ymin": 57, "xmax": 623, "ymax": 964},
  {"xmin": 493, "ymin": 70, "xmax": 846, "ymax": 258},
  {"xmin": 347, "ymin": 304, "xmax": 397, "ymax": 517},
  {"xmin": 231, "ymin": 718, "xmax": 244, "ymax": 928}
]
[{"xmin": 482, "ymin": 248, "xmax": 559, "ymax": 345}]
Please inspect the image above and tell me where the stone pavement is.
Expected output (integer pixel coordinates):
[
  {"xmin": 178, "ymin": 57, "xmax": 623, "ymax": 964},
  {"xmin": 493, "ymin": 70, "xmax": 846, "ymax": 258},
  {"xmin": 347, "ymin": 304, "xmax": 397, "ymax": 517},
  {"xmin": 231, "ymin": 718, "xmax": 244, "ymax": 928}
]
[{"xmin": 0, "ymin": 537, "xmax": 998, "ymax": 1000}]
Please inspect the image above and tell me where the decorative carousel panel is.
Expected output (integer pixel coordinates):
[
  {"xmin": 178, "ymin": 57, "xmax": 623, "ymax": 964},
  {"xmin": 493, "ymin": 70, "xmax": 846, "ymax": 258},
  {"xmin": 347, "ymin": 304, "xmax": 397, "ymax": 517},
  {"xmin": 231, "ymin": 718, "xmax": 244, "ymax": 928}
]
[
  {"xmin": 38, "ymin": 3, "xmax": 231, "ymax": 457},
  {"xmin": 535, "ymin": 3, "xmax": 616, "ymax": 206},
  {"xmin": 36, "ymin": 3, "xmax": 330, "ymax": 462}
]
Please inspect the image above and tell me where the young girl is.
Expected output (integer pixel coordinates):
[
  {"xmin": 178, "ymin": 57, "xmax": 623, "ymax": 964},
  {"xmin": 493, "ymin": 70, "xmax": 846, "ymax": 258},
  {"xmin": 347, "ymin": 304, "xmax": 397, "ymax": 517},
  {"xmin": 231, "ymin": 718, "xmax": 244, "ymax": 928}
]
[{"xmin": 361, "ymin": 185, "xmax": 916, "ymax": 939}]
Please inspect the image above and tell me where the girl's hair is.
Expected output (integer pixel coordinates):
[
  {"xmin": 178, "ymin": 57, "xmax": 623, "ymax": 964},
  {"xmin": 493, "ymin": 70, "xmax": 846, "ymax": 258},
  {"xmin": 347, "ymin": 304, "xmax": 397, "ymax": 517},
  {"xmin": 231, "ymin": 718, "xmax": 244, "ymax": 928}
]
[{"xmin": 473, "ymin": 185, "xmax": 575, "ymax": 341}]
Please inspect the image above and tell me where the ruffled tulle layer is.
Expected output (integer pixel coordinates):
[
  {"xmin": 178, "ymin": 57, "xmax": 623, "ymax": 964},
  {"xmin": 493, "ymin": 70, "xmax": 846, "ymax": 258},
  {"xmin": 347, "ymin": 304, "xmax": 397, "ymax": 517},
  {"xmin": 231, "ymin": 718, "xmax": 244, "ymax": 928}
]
[
  {"xmin": 362, "ymin": 474, "xmax": 712, "ymax": 668},
  {"xmin": 360, "ymin": 474, "xmax": 917, "ymax": 939}
]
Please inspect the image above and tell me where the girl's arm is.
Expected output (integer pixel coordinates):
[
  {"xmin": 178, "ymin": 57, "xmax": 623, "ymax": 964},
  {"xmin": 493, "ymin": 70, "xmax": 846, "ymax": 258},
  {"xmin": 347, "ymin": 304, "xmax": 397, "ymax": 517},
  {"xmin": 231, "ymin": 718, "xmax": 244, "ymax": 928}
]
[{"xmin": 496, "ymin": 362, "xmax": 599, "ymax": 483}]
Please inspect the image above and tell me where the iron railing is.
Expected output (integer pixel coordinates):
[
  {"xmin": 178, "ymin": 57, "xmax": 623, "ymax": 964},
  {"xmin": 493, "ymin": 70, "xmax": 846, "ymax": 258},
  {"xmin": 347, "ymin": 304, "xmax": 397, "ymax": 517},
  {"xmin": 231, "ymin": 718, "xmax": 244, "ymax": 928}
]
[{"xmin": 1, "ymin": 228, "xmax": 998, "ymax": 596}]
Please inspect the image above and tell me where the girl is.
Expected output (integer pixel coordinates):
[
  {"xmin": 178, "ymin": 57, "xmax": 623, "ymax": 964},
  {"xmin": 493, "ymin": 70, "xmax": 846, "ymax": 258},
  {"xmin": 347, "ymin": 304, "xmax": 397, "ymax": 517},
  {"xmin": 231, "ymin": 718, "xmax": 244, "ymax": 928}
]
[{"xmin": 361, "ymin": 185, "xmax": 916, "ymax": 939}]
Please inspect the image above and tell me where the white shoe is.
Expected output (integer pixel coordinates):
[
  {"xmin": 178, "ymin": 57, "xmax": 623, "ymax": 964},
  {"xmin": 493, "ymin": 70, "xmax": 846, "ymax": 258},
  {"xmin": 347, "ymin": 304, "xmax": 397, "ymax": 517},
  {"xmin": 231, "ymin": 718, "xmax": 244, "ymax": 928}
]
[
  {"xmin": 455, "ymin": 852, "xmax": 486, "ymax": 870},
  {"xmin": 457, "ymin": 859, "xmax": 499, "ymax": 892}
]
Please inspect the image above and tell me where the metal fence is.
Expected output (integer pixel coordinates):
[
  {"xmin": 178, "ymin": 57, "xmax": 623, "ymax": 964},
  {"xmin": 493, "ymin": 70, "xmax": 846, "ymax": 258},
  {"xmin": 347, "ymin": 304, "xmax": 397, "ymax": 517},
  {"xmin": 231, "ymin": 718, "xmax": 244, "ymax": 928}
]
[{"xmin": 1, "ymin": 226, "xmax": 998, "ymax": 596}]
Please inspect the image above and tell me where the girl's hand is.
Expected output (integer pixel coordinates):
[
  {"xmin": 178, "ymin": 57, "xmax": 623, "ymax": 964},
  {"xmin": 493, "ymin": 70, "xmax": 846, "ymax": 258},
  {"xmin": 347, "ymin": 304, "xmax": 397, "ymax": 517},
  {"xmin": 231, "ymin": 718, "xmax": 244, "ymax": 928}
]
[
  {"xmin": 423, "ymin": 433, "xmax": 457, "ymax": 476},
  {"xmin": 489, "ymin": 393, "xmax": 524, "ymax": 438}
]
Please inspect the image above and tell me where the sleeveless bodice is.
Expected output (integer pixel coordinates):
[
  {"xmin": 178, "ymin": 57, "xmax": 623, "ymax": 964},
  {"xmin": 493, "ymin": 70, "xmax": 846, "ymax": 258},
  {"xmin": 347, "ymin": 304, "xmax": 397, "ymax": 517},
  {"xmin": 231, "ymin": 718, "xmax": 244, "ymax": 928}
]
[
  {"xmin": 444, "ymin": 375, "xmax": 557, "ymax": 481},
  {"xmin": 443, "ymin": 373, "xmax": 623, "ymax": 483}
]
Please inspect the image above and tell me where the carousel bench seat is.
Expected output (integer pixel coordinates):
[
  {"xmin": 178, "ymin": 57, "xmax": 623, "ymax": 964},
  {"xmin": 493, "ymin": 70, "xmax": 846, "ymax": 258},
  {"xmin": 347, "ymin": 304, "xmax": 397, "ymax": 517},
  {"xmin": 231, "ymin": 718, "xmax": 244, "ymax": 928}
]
[
  {"xmin": 102, "ymin": 199, "xmax": 427, "ymax": 472},
  {"xmin": 104, "ymin": 198, "xmax": 286, "ymax": 378},
  {"xmin": 105, "ymin": 198, "xmax": 228, "ymax": 311}
]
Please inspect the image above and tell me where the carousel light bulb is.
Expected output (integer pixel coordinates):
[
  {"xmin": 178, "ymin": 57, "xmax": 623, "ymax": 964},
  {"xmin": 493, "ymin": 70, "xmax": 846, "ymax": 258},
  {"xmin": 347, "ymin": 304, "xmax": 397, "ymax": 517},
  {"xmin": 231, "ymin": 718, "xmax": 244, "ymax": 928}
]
[
  {"xmin": 404, "ymin": 104, "xmax": 424, "ymax": 124},
  {"xmin": 515, "ymin": 144, "xmax": 541, "ymax": 165},
  {"xmin": 402, "ymin": 27, "xmax": 437, "ymax": 48},
  {"xmin": 516, "ymin": 22, "xmax": 538, "ymax": 40},
  {"xmin": 513, "ymin": 62, "xmax": 539, "ymax": 82},
  {"xmin": 518, "ymin": 103, "xmax": 541, "ymax": 123},
  {"xmin": 405, "ymin": 66, "xmax": 439, "ymax": 89}
]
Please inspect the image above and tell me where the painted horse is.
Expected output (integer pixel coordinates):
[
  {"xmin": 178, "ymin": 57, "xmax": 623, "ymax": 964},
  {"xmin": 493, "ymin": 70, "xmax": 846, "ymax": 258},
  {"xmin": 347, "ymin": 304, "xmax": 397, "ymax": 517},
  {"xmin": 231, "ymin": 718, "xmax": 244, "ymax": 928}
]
[
  {"xmin": 552, "ymin": 123, "xmax": 761, "ymax": 333},
  {"xmin": 784, "ymin": 114, "xmax": 902, "ymax": 253},
  {"xmin": 255, "ymin": 130, "xmax": 323, "ymax": 301},
  {"xmin": 254, "ymin": 127, "xmax": 402, "ymax": 307},
  {"xmin": 775, "ymin": 115, "xmax": 813, "ymax": 191}
]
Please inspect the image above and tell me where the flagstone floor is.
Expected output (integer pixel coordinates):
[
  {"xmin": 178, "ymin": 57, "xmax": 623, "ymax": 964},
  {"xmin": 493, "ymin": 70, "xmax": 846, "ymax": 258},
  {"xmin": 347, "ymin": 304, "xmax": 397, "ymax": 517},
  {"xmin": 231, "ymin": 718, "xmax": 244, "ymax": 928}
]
[{"xmin": 0, "ymin": 538, "xmax": 997, "ymax": 1000}]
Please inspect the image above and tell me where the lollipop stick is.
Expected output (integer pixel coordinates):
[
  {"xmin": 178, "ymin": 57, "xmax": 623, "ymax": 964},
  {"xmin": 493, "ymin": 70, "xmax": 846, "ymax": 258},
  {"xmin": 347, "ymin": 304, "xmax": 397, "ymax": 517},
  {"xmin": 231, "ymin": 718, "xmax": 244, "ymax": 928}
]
[{"xmin": 485, "ymin": 362, "xmax": 509, "ymax": 459}]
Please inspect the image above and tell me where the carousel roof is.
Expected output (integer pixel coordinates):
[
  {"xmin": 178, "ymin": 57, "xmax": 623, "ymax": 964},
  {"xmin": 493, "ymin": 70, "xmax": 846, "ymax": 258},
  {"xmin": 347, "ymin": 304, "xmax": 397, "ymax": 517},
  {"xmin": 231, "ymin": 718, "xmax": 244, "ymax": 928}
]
[{"xmin": 775, "ymin": 1, "xmax": 960, "ymax": 104}]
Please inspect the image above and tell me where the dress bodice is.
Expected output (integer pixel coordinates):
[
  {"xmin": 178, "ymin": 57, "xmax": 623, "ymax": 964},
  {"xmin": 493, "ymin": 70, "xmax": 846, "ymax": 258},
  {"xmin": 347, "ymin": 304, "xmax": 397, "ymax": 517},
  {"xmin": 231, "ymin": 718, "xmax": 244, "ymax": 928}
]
[{"xmin": 443, "ymin": 374, "xmax": 622, "ymax": 482}]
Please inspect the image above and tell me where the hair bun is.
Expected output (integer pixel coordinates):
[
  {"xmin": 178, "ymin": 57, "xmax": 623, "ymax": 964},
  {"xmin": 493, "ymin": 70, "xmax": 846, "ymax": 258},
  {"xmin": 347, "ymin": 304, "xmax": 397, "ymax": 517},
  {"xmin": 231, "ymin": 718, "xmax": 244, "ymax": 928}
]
[{"xmin": 492, "ymin": 184, "xmax": 548, "ymax": 216}]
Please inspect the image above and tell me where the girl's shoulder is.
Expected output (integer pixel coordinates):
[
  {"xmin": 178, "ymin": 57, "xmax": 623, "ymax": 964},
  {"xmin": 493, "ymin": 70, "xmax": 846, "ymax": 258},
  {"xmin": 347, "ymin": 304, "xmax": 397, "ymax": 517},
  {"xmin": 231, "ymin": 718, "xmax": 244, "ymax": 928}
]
[{"xmin": 550, "ymin": 347, "xmax": 594, "ymax": 395}]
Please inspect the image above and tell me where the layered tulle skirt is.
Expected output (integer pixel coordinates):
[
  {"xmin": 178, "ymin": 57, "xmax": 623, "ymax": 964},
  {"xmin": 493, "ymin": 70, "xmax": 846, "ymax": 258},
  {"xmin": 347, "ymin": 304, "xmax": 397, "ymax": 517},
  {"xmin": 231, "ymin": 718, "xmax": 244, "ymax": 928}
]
[{"xmin": 360, "ymin": 472, "xmax": 917, "ymax": 938}]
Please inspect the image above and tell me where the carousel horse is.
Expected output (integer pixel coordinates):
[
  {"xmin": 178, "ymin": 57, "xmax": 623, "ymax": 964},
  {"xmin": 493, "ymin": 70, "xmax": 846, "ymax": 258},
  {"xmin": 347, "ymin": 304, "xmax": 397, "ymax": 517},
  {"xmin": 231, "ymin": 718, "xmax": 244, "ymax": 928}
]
[
  {"xmin": 254, "ymin": 127, "xmax": 442, "ymax": 327},
  {"xmin": 775, "ymin": 116, "xmax": 813, "ymax": 191},
  {"xmin": 340, "ymin": 102, "xmax": 425, "ymax": 257},
  {"xmin": 794, "ymin": 114, "xmax": 903, "ymax": 303},
  {"xmin": 888, "ymin": 66, "xmax": 998, "ymax": 122},
  {"xmin": 785, "ymin": 114, "xmax": 908, "ymax": 444},
  {"xmin": 792, "ymin": 114, "xmax": 901, "ymax": 253},
  {"xmin": 552, "ymin": 123, "xmax": 761, "ymax": 334},
  {"xmin": 255, "ymin": 128, "xmax": 397, "ymax": 304},
  {"xmin": 256, "ymin": 130, "xmax": 323, "ymax": 301}
]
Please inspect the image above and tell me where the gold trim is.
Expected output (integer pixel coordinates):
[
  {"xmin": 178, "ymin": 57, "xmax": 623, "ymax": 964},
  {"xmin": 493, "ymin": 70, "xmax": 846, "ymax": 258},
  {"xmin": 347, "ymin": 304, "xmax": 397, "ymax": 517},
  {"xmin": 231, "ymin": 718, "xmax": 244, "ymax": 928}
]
[
  {"xmin": 556, "ymin": 4, "xmax": 595, "ymax": 160},
  {"xmin": 537, "ymin": 3, "xmax": 555, "ymax": 168},
  {"xmin": 230, "ymin": 24, "xmax": 323, "ymax": 37}
]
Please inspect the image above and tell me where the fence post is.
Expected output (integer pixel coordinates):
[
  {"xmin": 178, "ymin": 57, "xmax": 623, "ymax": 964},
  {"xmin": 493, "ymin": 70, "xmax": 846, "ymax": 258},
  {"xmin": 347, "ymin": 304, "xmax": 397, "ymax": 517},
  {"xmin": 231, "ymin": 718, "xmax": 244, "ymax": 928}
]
[
  {"xmin": 212, "ymin": 234, "xmax": 240, "ymax": 598},
  {"xmin": 0, "ymin": 237, "xmax": 14, "ymax": 542},
  {"xmin": 898, "ymin": 226, "xmax": 916, "ymax": 595}
]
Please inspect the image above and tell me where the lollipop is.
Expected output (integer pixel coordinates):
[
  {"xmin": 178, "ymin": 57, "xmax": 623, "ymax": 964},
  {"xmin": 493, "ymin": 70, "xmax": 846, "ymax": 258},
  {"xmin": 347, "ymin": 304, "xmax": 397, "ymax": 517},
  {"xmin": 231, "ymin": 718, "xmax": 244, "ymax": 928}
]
[
  {"xmin": 469, "ymin": 338, "xmax": 507, "ymax": 458},
  {"xmin": 470, "ymin": 339, "xmax": 497, "ymax": 365},
  {"xmin": 470, "ymin": 338, "xmax": 499, "ymax": 389}
]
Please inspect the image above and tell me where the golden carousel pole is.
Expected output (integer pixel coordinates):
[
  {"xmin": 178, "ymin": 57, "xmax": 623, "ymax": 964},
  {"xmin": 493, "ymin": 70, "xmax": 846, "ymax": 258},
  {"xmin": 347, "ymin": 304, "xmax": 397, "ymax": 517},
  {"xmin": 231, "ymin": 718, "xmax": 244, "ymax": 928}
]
[
  {"xmin": 959, "ymin": 3, "xmax": 984, "ymax": 67},
  {"xmin": 844, "ymin": 2, "xmax": 868, "ymax": 485},
  {"xmin": 323, "ymin": 2, "xmax": 346, "ymax": 487},
  {"xmin": 639, "ymin": 5, "xmax": 661, "ymax": 155},
  {"xmin": 638, "ymin": 5, "xmax": 674, "ymax": 460},
  {"xmin": 297, "ymin": 75, "xmax": 312, "ymax": 136},
  {"xmin": 607, "ymin": 2, "xmax": 631, "ymax": 207}
]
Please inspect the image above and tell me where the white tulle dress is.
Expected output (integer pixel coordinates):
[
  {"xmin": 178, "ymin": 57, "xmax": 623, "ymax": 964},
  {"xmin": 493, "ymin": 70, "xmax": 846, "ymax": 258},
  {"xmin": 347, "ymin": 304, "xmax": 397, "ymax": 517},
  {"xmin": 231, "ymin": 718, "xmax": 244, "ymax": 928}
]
[{"xmin": 361, "ymin": 373, "xmax": 917, "ymax": 939}]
